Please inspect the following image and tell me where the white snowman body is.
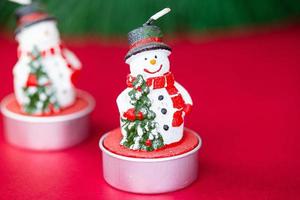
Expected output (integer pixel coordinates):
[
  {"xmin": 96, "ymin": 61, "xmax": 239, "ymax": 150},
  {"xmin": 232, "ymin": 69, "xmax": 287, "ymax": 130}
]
[
  {"xmin": 13, "ymin": 20, "xmax": 81, "ymax": 109},
  {"xmin": 117, "ymin": 49, "xmax": 192, "ymax": 145}
]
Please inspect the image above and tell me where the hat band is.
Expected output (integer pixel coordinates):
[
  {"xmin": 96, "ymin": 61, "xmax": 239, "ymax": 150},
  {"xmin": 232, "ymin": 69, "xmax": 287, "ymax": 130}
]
[
  {"xmin": 130, "ymin": 37, "xmax": 162, "ymax": 50},
  {"xmin": 18, "ymin": 12, "xmax": 48, "ymax": 26}
]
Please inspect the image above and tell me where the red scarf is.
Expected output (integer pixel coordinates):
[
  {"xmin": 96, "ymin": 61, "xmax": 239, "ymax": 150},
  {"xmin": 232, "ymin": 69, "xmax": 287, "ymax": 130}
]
[
  {"xmin": 18, "ymin": 44, "xmax": 76, "ymax": 71},
  {"xmin": 19, "ymin": 44, "xmax": 80, "ymax": 85},
  {"xmin": 126, "ymin": 72, "xmax": 186, "ymax": 127}
]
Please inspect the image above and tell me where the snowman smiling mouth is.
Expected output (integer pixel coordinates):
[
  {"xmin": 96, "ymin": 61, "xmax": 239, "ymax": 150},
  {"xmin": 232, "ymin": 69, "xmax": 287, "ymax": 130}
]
[{"xmin": 144, "ymin": 64, "xmax": 163, "ymax": 74}]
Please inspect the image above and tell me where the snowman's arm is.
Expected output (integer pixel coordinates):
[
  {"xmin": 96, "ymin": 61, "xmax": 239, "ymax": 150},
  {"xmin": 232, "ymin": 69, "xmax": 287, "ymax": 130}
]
[
  {"xmin": 62, "ymin": 48, "xmax": 82, "ymax": 70},
  {"xmin": 13, "ymin": 59, "xmax": 30, "ymax": 87},
  {"xmin": 174, "ymin": 82, "xmax": 193, "ymax": 105},
  {"xmin": 117, "ymin": 88, "xmax": 146, "ymax": 121},
  {"xmin": 13, "ymin": 59, "xmax": 31, "ymax": 104},
  {"xmin": 116, "ymin": 88, "xmax": 133, "ymax": 114}
]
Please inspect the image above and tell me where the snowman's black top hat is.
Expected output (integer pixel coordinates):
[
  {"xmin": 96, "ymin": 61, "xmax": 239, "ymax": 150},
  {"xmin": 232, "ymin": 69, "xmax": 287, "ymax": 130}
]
[
  {"xmin": 15, "ymin": 2, "xmax": 56, "ymax": 35},
  {"xmin": 125, "ymin": 8, "xmax": 172, "ymax": 60}
]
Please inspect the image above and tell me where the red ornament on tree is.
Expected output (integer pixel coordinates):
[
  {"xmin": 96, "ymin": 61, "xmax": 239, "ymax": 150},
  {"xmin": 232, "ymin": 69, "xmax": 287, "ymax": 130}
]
[
  {"xmin": 26, "ymin": 73, "xmax": 38, "ymax": 86},
  {"xmin": 136, "ymin": 111, "xmax": 144, "ymax": 120},
  {"xmin": 123, "ymin": 108, "xmax": 144, "ymax": 121},
  {"xmin": 145, "ymin": 139, "xmax": 152, "ymax": 147},
  {"xmin": 123, "ymin": 108, "xmax": 136, "ymax": 121}
]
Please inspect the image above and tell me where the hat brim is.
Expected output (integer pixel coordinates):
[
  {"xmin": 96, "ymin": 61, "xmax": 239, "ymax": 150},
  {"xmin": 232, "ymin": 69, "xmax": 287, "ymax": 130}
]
[
  {"xmin": 15, "ymin": 16, "xmax": 56, "ymax": 35},
  {"xmin": 125, "ymin": 42, "xmax": 171, "ymax": 60}
]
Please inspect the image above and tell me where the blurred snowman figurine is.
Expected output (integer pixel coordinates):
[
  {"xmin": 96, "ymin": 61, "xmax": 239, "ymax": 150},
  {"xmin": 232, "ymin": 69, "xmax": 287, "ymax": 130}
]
[
  {"xmin": 12, "ymin": 1, "xmax": 81, "ymax": 114},
  {"xmin": 117, "ymin": 8, "xmax": 193, "ymax": 146}
]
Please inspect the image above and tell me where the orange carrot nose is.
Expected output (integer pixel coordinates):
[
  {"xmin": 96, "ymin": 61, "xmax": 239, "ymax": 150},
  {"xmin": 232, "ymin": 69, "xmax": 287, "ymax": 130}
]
[{"xmin": 150, "ymin": 59, "xmax": 156, "ymax": 65}]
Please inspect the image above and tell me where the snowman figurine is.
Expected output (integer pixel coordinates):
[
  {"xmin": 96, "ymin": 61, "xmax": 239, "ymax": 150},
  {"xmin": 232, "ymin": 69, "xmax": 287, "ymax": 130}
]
[
  {"xmin": 117, "ymin": 8, "xmax": 193, "ymax": 151},
  {"xmin": 13, "ymin": 2, "xmax": 81, "ymax": 115}
]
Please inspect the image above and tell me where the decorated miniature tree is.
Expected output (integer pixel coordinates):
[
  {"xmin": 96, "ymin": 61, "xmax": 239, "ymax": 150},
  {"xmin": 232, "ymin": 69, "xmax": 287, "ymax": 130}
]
[
  {"xmin": 120, "ymin": 75, "xmax": 164, "ymax": 151},
  {"xmin": 22, "ymin": 47, "xmax": 60, "ymax": 115}
]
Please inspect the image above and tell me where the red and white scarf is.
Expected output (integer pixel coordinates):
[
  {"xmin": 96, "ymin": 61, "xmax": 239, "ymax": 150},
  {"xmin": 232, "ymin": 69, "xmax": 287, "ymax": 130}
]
[
  {"xmin": 18, "ymin": 43, "xmax": 77, "ymax": 71},
  {"xmin": 19, "ymin": 44, "xmax": 80, "ymax": 85}
]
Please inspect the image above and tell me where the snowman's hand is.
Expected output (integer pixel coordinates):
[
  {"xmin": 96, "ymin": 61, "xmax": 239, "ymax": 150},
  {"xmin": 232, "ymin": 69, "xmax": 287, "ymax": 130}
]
[
  {"xmin": 183, "ymin": 104, "xmax": 193, "ymax": 115},
  {"xmin": 61, "ymin": 48, "xmax": 82, "ymax": 70},
  {"xmin": 123, "ymin": 108, "xmax": 144, "ymax": 121}
]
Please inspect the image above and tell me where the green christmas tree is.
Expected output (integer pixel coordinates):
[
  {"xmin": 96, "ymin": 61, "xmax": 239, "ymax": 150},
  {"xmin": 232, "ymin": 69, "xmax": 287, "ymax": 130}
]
[
  {"xmin": 22, "ymin": 47, "xmax": 60, "ymax": 115},
  {"xmin": 121, "ymin": 74, "xmax": 164, "ymax": 151}
]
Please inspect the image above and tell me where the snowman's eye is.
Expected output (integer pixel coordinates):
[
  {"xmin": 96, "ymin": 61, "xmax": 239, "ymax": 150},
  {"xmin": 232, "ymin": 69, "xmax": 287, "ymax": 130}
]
[
  {"xmin": 155, "ymin": 55, "xmax": 157, "ymax": 59},
  {"xmin": 144, "ymin": 58, "xmax": 147, "ymax": 60}
]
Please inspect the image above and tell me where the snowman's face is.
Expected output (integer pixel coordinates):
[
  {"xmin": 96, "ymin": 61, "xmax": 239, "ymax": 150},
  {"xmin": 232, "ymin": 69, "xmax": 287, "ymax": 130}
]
[
  {"xmin": 16, "ymin": 21, "xmax": 60, "ymax": 51},
  {"xmin": 126, "ymin": 49, "xmax": 171, "ymax": 79}
]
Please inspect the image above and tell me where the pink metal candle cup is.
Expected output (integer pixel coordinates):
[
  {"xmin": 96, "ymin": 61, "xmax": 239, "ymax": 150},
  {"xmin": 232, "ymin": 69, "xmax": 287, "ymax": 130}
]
[
  {"xmin": 1, "ymin": 90, "xmax": 95, "ymax": 151},
  {"xmin": 99, "ymin": 129, "xmax": 202, "ymax": 194}
]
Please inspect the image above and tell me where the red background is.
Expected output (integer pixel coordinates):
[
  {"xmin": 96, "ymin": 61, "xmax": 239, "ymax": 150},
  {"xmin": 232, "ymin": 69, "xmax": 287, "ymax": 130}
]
[{"xmin": 1, "ymin": 25, "xmax": 300, "ymax": 199}]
